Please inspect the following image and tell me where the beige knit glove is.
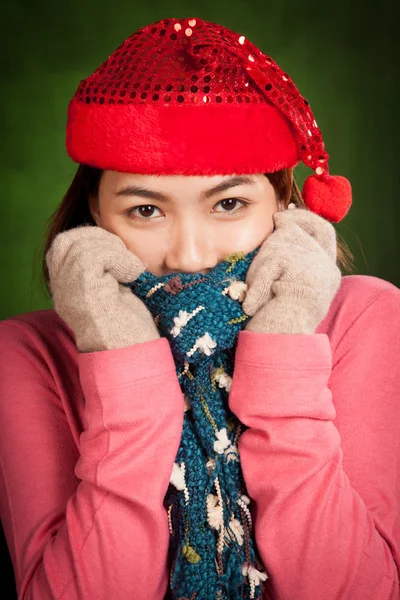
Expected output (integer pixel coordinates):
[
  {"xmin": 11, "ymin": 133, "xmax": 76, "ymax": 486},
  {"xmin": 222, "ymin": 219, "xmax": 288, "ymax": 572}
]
[
  {"xmin": 243, "ymin": 205, "xmax": 342, "ymax": 334},
  {"xmin": 46, "ymin": 225, "xmax": 160, "ymax": 352}
]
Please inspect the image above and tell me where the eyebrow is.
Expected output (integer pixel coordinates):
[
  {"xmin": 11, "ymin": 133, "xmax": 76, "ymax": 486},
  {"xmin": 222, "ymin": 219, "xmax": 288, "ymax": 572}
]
[{"xmin": 114, "ymin": 175, "xmax": 256, "ymax": 202}]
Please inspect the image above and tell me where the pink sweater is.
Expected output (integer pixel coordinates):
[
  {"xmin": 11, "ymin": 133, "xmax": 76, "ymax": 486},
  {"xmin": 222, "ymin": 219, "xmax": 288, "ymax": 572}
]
[{"xmin": 0, "ymin": 274, "xmax": 399, "ymax": 600}]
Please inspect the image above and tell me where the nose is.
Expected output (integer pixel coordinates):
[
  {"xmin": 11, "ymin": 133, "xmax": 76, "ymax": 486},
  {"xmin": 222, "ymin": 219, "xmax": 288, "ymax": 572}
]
[{"xmin": 164, "ymin": 222, "xmax": 218, "ymax": 275}]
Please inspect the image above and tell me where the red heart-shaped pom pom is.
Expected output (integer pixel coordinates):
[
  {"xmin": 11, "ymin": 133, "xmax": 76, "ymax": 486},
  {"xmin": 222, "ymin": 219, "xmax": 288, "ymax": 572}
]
[{"xmin": 302, "ymin": 174, "xmax": 352, "ymax": 222}]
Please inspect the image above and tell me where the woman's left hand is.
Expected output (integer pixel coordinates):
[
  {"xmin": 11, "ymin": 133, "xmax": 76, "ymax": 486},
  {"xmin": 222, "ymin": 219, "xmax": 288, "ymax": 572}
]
[{"xmin": 242, "ymin": 205, "xmax": 342, "ymax": 334}]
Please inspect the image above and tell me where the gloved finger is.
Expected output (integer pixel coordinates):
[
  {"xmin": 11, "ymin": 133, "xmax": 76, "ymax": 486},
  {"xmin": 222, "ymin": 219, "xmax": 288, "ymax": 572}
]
[
  {"xmin": 46, "ymin": 225, "xmax": 117, "ymax": 281},
  {"xmin": 47, "ymin": 225, "xmax": 146, "ymax": 284},
  {"xmin": 64, "ymin": 239, "xmax": 146, "ymax": 285},
  {"xmin": 273, "ymin": 208, "xmax": 337, "ymax": 261},
  {"xmin": 103, "ymin": 247, "xmax": 147, "ymax": 283},
  {"xmin": 242, "ymin": 260, "xmax": 283, "ymax": 316}
]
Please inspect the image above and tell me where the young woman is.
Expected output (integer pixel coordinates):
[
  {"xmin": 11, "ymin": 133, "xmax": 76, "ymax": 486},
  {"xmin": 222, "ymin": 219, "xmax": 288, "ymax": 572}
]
[{"xmin": 0, "ymin": 16, "xmax": 399, "ymax": 600}]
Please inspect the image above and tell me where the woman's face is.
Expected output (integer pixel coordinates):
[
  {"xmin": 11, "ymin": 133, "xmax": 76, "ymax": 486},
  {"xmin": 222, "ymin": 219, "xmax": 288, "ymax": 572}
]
[{"xmin": 90, "ymin": 171, "xmax": 284, "ymax": 276}]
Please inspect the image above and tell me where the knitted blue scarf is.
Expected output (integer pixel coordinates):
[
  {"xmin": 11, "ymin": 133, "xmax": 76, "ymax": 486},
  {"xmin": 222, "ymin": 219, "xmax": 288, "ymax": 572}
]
[{"xmin": 124, "ymin": 249, "xmax": 268, "ymax": 600}]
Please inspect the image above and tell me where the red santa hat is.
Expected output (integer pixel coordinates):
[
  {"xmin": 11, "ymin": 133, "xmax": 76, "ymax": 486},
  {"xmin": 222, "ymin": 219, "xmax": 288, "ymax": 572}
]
[{"xmin": 66, "ymin": 16, "xmax": 352, "ymax": 222}]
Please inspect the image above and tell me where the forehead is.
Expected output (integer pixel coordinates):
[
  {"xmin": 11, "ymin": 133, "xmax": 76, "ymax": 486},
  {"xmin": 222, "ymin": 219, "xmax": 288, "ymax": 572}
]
[{"xmin": 102, "ymin": 170, "xmax": 265, "ymax": 192}]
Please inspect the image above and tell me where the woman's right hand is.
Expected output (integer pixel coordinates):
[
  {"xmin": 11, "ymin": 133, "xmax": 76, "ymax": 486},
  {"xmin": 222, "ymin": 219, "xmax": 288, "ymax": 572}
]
[{"xmin": 45, "ymin": 225, "xmax": 160, "ymax": 352}]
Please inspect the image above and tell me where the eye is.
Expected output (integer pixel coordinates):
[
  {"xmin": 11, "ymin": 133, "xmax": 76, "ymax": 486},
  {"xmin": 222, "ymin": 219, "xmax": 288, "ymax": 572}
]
[
  {"xmin": 125, "ymin": 205, "xmax": 163, "ymax": 220},
  {"xmin": 213, "ymin": 198, "xmax": 247, "ymax": 213},
  {"xmin": 125, "ymin": 198, "xmax": 248, "ymax": 222}
]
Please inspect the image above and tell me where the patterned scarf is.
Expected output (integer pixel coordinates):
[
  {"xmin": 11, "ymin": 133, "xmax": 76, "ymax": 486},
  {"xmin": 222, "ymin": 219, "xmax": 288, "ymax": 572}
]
[{"xmin": 124, "ymin": 249, "xmax": 268, "ymax": 600}]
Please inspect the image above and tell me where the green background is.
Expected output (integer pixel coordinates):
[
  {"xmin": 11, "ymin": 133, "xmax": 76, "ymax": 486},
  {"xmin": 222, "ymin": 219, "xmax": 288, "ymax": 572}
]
[{"xmin": 0, "ymin": 0, "xmax": 399, "ymax": 321}]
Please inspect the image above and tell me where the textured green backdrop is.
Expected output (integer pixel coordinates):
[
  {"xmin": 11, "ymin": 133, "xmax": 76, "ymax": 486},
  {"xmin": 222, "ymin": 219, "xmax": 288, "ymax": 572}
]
[{"xmin": 1, "ymin": 0, "xmax": 399, "ymax": 320}]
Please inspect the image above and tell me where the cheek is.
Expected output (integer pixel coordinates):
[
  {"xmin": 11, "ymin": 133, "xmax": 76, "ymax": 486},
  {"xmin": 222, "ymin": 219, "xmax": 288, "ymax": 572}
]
[
  {"xmin": 97, "ymin": 212, "xmax": 159, "ymax": 263},
  {"xmin": 105, "ymin": 220, "xmax": 168, "ymax": 275},
  {"xmin": 127, "ymin": 235, "xmax": 168, "ymax": 273},
  {"xmin": 222, "ymin": 208, "xmax": 276, "ymax": 254}
]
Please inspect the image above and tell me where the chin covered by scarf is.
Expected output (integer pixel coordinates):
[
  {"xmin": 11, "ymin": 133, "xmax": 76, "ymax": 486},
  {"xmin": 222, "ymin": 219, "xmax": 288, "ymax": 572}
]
[{"xmin": 123, "ymin": 248, "xmax": 268, "ymax": 600}]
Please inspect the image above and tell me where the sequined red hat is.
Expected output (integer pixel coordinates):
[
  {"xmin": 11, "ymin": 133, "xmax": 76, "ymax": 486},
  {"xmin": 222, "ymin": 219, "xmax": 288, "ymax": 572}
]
[{"xmin": 66, "ymin": 17, "xmax": 352, "ymax": 222}]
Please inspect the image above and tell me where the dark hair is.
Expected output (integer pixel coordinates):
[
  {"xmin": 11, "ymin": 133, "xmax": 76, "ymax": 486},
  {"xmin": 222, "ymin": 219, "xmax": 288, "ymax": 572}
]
[{"xmin": 38, "ymin": 164, "xmax": 354, "ymax": 297}]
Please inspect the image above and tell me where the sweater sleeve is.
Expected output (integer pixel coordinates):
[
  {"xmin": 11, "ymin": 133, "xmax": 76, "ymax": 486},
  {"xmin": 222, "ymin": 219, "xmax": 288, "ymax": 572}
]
[
  {"xmin": 0, "ymin": 320, "xmax": 184, "ymax": 600},
  {"xmin": 228, "ymin": 290, "xmax": 400, "ymax": 600}
]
